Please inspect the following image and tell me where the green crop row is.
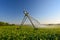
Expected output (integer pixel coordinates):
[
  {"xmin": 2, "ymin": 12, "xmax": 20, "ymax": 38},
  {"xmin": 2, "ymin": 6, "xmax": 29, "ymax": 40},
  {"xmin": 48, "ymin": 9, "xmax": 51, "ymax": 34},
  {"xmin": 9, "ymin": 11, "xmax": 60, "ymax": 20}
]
[{"xmin": 0, "ymin": 26, "xmax": 60, "ymax": 40}]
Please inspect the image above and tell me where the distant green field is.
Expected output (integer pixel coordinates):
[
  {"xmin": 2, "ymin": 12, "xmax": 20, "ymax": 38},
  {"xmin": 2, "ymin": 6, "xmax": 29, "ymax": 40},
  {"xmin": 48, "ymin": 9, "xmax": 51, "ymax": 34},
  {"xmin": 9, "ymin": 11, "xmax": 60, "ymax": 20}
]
[{"xmin": 0, "ymin": 25, "xmax": 60, "ymax": 40}]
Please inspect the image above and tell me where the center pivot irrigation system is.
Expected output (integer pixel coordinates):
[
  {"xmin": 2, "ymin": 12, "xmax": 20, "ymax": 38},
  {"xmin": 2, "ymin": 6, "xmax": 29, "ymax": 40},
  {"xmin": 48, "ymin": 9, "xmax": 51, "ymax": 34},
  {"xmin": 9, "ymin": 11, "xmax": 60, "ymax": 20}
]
[{"xmin": 19, "ymin": 10, "xmax": 40, "ymax": 30}]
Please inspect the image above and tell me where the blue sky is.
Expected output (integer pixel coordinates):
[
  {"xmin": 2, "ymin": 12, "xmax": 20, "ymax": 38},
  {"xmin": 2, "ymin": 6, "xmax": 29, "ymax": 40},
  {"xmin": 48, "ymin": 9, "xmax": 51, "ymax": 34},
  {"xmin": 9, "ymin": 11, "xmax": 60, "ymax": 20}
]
[{"xmin": 0, "ymin": 0, "xmax": 60, "ymax": 24}]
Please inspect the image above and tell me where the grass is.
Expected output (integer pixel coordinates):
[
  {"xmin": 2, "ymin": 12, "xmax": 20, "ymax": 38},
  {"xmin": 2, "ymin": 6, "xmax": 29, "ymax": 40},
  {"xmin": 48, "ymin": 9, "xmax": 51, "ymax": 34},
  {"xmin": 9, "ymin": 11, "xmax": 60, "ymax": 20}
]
[{"xmin": 0, "ymin": 25, "xmax": 60, "ymax": 40}]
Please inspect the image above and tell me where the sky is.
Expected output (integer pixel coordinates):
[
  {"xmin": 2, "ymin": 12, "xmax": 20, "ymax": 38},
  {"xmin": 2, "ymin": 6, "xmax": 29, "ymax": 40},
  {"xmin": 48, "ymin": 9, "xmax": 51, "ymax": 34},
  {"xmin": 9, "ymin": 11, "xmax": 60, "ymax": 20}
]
[{"xmin": 0, "ymin": 0, "xmax": 60, "ymax": 24}]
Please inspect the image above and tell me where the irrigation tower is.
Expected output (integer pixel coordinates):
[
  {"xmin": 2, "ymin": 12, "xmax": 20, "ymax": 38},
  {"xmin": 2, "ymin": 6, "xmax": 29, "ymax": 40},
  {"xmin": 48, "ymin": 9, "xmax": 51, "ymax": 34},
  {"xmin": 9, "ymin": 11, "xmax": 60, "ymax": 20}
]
[{"xmin": 20, "ymin": 10, "xmax": 40, "ymax": 30}]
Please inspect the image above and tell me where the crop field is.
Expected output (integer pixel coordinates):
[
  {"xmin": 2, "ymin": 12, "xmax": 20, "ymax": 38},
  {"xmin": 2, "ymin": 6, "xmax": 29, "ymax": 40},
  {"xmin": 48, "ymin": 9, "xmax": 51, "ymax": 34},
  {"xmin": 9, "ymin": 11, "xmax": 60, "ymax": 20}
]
[{"xmin": 0, "ymin": 25, "xmax": 60, "ymax": 40}]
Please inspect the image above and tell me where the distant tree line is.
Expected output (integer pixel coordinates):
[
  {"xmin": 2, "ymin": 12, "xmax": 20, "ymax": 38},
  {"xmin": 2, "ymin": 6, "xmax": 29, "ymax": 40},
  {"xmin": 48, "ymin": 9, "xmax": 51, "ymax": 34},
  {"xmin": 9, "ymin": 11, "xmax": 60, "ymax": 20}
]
[{"xmin": 0, "ymin": 22, "xmax": 15, "ymax": 26}]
